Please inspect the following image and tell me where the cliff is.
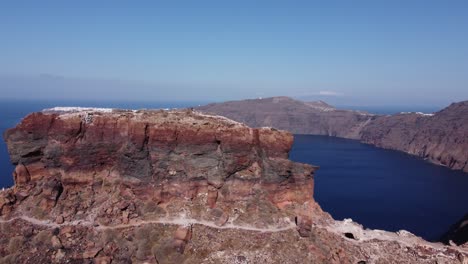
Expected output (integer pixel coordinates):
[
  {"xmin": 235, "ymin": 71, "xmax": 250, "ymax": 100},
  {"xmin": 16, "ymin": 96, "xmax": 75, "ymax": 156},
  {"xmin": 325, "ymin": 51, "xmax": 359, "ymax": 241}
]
[
  {"xmin": 197, "ymin": 97, "xmax": 468, "ymax": 173},
  {"xmin": 197, "ymin": 96, "xmax": 373, "ymax": 140},
  {"xmin": 360, "ymin": 101, "xmax": 468, "ymax": 172},
  {"xmin": 0, "ymin": 108, "xmax": 466, "ymax": 263}
]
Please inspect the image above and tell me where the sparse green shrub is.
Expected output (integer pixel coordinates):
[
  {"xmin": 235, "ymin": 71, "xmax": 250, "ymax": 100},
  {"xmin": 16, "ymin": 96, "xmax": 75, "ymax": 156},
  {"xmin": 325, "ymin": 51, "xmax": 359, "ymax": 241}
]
[
  {"xmin": 142, "ymin": 201, "xmax": 158, "ymax": 213},
  {"xmin": 135, "ymin": 239, "xmax": 151, "ymax": 260},
  {"xmin": 135, "ymin": 226, "xmax": 152, "ymax": 240},
  {"xmin": 116, "ymin": 235, "xmax": 136, "ymax": 255},
  {"xmin": 86, "ymin": 230, "xmax": 96, "ymax": 241},
  {"xmin": 0, "ymin": 223, "xmax": 11, "ymax": 234},
  {"xmin": 7, "ymin": 236, "xmax": 24, "ymax": 253},
  {"xmin": 31, "ymin": 207, "xmax": 47, "ymax": 219},
  {"xmin": 0, "ymin": 253, "xmax": 20, "ymax": 264},
  {"xmin": 101, "ymin": 229, "xmax": 118, "ymax": 244},
  {"xmin": 140, "ymin": 202, "xmax": 167, "ymax": 218},
  {"xmin": 152, "ymin": 240, "xmax": 184, "ymax": 264},
  {"xmin": 149, "ymin": 229, "xmax": 161, "ymax": 243},
  {"xmin": 32, "ymin": 230, "xmax": 51, "ymax": 247}
]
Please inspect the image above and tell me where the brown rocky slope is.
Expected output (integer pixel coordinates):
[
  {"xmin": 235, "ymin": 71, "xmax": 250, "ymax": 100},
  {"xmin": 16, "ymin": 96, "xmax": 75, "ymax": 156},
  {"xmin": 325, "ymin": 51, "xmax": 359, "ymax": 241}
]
[
  {"xmin": 0, "ymin": 107, "xmax": 467, "ymax": 263},
  {"xmin": 360, "ymin": 101, "xmax": 468, "ymax": 172},
  {"xmin": 197, "ymin": 96, "xmax": 373, "ymax": 140},
  {"xmin": 197, "ymin": 97, "xmax": 468, "ymax": 173}
]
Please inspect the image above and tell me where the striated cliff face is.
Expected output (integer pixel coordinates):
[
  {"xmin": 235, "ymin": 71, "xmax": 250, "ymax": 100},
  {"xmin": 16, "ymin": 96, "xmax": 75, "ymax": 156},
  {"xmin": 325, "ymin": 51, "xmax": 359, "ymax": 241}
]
[
  {"xmin": 360, "ymin": 101, "xmax": 468, "ymax": 173},
  {"xmin": 5, "ymin": 107, "xmax": 310, "ymax": 204},
  {"xmin": 0, "ymin": 108, "xmax": 467, "ymax": 263},
  {"xmin": 197, "ymin": 97, "xmax": 468, "ymax": 173}
]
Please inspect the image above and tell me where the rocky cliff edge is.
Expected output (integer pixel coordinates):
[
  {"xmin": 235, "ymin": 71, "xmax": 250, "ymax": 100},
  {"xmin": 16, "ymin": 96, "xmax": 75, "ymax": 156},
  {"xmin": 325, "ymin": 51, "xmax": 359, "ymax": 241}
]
[{"xmin": 0, "ymin": 107, "xmax": 466, "ymax": 263}]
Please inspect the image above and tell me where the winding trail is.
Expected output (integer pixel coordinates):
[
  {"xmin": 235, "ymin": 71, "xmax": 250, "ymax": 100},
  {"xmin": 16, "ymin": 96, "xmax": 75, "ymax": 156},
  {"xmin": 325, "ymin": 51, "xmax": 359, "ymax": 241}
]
[
  {"xmin": 2, "ymin": 212, "xmax": 468, "ymax": 259},
  {"xmin": 0, "ymin": 215, "xmax": 296, "ymax": 233},
  {"xmin": 2, "ymin": 214, "xmax": 468, "ymax": 260}
]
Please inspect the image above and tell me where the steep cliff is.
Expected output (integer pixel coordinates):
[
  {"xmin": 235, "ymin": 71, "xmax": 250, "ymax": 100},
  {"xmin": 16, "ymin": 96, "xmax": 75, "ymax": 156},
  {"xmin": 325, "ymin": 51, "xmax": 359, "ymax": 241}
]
[
  {"xmin": 197, "ymin": 96, "xmax": 374, "ymax": 139},
  {"xmin": 197, "ymin": 97, "xmax": 468, "ymax": 173},
  {"xmin": 0, "ymin": 108, "xmax": 466, "ymax": 263},
  {"xmin": 360, "ymin": 101, "xmax": 468, "ymax": 173}
]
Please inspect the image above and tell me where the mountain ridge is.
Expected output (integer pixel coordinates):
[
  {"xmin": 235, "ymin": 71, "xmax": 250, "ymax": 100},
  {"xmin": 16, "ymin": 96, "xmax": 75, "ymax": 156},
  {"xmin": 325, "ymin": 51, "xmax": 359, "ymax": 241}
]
[{"xmin": 197, "ymin": 96, "xmax": 468, "ymax": 173}]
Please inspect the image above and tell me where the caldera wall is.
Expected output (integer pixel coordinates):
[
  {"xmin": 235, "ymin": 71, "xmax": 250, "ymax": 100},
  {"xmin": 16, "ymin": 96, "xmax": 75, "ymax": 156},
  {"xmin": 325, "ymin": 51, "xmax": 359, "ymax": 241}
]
[{"xmin": 198, "ymin": 97, "xmax": 468, "ymax": 173}]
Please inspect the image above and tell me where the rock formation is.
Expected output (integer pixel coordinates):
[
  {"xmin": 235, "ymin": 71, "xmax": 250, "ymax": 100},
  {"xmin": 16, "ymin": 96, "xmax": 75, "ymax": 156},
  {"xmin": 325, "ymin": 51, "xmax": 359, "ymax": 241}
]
[
  {"xmin": 0, "ymin": 107, "xmax": 467, "ymax": 263},
  {"xmin": 441, "ymin": 214, "xmax": 468, "ymax": 246},
  {"xmin": 197, "ymin": 97, "xmax": 468, "ymax": 173}
]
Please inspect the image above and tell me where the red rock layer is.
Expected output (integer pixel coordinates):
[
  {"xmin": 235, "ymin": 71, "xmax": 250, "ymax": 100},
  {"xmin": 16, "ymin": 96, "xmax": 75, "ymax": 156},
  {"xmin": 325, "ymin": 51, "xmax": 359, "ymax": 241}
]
[{"xmin": 3, "ymin": 109, "xmax": 316, "ymax": 226}]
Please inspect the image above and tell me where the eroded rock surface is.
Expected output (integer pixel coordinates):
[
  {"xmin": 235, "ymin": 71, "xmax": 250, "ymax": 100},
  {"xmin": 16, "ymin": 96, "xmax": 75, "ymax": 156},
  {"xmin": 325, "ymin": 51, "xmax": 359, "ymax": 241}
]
[{"xmin": 0, "ymin": 108, "xmax": 466, "ymax": 263}]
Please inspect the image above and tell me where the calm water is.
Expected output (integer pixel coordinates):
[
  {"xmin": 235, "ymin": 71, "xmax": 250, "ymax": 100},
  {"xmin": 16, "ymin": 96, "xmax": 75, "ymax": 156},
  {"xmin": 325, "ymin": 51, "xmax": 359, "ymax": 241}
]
[
  {"xmin": 290, "ymin": 135, "xmax": 468, "ymax": 241},
  {"xmin": 1, "ymin": 100, "xmax": 467, "ymax": 241}
]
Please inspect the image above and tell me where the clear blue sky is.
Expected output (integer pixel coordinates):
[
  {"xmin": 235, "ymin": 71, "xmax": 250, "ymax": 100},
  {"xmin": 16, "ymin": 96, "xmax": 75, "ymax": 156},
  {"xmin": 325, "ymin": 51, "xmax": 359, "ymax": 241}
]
[{"xmin": 1, "ymin": 1, "xmax": 467, "ymax": 106}]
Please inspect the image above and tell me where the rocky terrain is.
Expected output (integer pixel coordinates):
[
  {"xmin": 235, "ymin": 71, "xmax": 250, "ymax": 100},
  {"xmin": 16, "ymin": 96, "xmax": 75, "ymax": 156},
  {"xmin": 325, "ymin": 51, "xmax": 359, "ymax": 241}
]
[
  {"xmin": 197, "ymin": 97, "xmax": 468, "ymax": 173},
  {"xmin": 0, "ymin": 107, "xmax": 467, "ymax": 263},
  {"xmin": 360, "ymin": 101, "xmax": 468, "ymax": 173},
  {"xmin": 441, "ymin": 214, "xmax": 468, "ymax": 246}
]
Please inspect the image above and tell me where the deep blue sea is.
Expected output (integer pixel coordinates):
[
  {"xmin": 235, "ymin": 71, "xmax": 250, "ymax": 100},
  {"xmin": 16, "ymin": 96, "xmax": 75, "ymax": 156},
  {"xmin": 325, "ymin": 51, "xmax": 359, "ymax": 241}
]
[
  {"xmin": 1, "ymin": 100, "xmax": 466, "ymax": 241},
  {"xmin": 290, "ymin": 135, "xmax": 468, "ymax": 241}
]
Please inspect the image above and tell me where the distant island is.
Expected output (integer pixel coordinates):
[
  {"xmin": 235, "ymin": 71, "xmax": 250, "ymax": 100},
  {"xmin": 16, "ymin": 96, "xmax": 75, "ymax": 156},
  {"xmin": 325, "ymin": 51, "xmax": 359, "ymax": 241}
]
[{"xmin": 197, "ymin": 96, "xmax": 468, "ymax": 173}]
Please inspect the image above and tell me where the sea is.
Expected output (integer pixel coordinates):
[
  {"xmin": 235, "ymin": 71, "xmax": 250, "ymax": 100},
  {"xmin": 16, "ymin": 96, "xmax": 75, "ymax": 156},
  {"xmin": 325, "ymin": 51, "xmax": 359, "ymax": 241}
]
[{"xmin": 1, "ymin": 99, "xmax": 467, "ymax": 241}]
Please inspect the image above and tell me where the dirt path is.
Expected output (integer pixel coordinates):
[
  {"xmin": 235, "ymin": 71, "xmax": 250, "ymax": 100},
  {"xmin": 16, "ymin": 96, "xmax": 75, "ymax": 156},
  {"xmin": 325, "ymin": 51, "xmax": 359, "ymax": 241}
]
[{"xmin": 0, "ymin": 215, "xmax": 296, "ymax": 233}]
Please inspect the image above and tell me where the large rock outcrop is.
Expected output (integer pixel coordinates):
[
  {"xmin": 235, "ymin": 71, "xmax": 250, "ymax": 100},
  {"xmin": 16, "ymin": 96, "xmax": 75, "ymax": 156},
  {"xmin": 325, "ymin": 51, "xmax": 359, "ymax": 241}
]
[
  {"xmin": 197, "ymin": 97, "xmax": 468, "ymax": 173},
  {"xmin": 0, "ymin": 107, "xmax": 467, "ymax": 263}
]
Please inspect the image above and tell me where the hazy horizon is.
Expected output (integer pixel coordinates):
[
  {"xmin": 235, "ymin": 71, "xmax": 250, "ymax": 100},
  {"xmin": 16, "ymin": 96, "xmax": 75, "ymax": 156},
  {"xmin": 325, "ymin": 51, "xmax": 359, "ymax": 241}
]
[
  {"xmin": 0, "ymin": 93, "xmax": 451, "ymax": 114},
  {"xmin": 1, "ymin": 1, "xmax": 467, "ymax": 106}
]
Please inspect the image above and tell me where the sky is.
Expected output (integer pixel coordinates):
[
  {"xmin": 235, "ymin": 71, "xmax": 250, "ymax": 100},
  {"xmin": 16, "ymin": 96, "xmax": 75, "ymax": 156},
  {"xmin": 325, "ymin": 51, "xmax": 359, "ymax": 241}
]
[{"xmin": 0, "ymin": 1, "xmax": 467, "ymax": 106}]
